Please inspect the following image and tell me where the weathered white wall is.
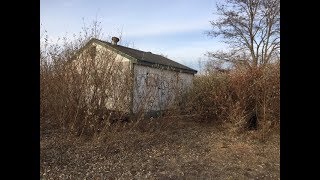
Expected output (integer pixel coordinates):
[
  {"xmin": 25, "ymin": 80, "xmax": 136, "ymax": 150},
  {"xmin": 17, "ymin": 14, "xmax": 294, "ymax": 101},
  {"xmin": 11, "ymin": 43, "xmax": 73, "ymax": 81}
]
[
  {"xmin": 132, "ymin": 64, "xmax": 194, "ymax": 113},
  {"xmin": 75, "ymin": 42, "xmax": 133, "ymax": 113},
  {"xmin": 75, "ymin": 42, "xmax": 195, "ymax": 113},
  {"xmin": 93, "ymin": 42, "xmax": 131, "ymax": 63}
]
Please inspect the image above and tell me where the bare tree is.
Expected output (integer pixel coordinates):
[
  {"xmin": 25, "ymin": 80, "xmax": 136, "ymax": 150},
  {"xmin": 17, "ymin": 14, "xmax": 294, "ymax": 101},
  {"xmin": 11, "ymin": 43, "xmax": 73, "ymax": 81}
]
[{"xmin": 206, "ymin": 0, "xmax": 280, "ymax": 69}]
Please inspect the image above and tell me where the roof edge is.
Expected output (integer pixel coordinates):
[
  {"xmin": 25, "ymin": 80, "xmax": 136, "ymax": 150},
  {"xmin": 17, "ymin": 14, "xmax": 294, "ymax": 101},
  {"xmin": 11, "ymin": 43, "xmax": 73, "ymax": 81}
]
[
  {"xmin": 84, "ymin": 38, "xmax": 198, "ymax": 74},
  {"xmin": 135, "ymin": 60, "xmax": 197, "ymax": 74},
  {"xmin": 91, "ymin": 38, "xmax": 138, "ymax": 63}
]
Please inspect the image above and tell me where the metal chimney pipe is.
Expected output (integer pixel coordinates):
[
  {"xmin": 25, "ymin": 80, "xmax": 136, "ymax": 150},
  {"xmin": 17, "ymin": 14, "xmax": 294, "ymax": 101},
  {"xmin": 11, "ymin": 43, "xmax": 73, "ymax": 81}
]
[{"xmin": 111, "ymin": 37, "xmax": 119, "ymax": 45}]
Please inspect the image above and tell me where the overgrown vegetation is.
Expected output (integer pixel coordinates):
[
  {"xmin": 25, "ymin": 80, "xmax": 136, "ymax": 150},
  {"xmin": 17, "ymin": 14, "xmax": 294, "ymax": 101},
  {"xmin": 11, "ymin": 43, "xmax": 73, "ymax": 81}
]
[
  {"xmin": 41, "ymin": 118, "xmax": 280, "ymax": 179},
  {"xmin": 40, "ymin": 22, "xmax": 191, "ymax": 139},
  {"xmin": 40, "ymin": 0, "xmax": 280, "ymax": 176},
  {"xmin": 40, "ymin": 21, "xmax": 134, "ymax": 138},
  {"xmin": 177, "ymin": 62, "xmax": 279, "ymax": 140}
]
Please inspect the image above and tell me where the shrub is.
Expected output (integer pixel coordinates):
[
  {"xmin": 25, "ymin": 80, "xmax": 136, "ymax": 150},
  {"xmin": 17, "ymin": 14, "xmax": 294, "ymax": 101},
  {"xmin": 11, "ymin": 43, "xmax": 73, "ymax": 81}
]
[{"xmin": 179, "ymin": 62, "xmax": 280, "ymax": 135}]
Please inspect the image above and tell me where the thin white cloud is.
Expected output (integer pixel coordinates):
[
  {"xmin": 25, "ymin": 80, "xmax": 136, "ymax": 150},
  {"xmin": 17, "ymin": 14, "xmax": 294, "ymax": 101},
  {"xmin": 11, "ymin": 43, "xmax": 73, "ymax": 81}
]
[
  {"xmin": 122, "ymin": 19, "xmax": 211, "ymax": 38},
  {"xmin": 140, "ymin": 41, "xmax": 226, "ymax": 59},
  {"xmin": 61, "ymin": 0, "xmax": 78, "ymax": 7},
  {"xmin": 136, "ymin": 40, "xmax": 227, "ymax": 70}
]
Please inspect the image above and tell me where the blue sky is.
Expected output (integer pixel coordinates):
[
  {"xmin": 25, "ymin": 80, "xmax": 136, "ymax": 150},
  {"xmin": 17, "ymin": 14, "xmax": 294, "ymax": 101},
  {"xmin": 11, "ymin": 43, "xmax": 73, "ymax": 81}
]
[{"xmin": 40, "ymin": 0, "xmax": 226, "ymax": 70}]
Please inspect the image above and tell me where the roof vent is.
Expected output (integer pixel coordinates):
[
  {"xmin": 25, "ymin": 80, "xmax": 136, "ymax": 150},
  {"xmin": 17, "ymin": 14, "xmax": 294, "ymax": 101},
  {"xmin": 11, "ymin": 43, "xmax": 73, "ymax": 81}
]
[{"xmin": 111, "ymin": 37, "xmax": 119, "ymax": 45}]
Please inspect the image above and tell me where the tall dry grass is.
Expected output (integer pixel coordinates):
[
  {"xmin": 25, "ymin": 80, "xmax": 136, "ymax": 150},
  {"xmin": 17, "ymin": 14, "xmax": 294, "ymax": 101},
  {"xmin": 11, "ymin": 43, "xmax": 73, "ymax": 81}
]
[
  {"xmin": 40, "ymin": 22, "xmax": 184, "ymax": 138},
  {"xmin": 40, "ymin": 23, "xmax": 133, "ymax": 137},
  {"xmin": 177, "ymin": 62, "xmax": 280, "ymax": 139},
  {"xmin": 41, "ymin": 22, "xmax": 279, "ymax": 141}
]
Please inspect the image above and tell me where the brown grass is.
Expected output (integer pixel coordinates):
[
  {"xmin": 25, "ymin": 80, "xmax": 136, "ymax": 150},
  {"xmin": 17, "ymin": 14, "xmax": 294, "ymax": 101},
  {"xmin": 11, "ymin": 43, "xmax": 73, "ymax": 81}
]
[
  {"xmin": 40, "ymin": 22, "xmax": 280, "ymax": 179},
  {"xmin": 176, "ymin": 62, "xmax": 280, "ymax": 140},
  {"xmin": 40, "ymin": 118, "xmax": 279, "ymax": 179}
]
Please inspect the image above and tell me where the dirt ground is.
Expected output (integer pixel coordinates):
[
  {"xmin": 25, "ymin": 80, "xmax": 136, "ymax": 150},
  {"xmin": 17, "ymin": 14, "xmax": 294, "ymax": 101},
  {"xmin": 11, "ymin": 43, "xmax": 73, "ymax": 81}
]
[{"xmin": 40, "ymin": 118, "xmax": 280, "ymax": 179}]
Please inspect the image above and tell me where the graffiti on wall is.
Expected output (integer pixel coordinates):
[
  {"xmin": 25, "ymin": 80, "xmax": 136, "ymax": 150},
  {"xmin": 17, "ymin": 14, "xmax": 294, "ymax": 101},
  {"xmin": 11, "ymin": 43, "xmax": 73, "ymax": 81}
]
[{"xmin": 133, "ymin": 71, "xmax": 184, "ymax": 112}]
